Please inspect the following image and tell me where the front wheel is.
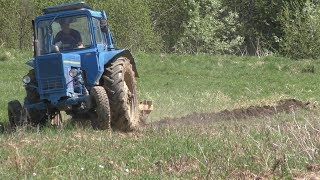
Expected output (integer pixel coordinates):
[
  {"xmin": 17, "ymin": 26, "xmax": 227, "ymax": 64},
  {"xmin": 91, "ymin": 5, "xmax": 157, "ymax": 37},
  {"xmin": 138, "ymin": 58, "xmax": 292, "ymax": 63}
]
[
  {"xmin": 103, "ymin": 57, "xmax": 139, "ymax": 131},
  {"xmin": 25, "ymin": 69, "xmax": 47, "ymax": 125},
  {"xmin": 90, "ymin": 86, "xmax": 111, "ymax": 130},
  {"xmin": 8, "ymin": 100, "xmax": 23, "ymax": 128}
]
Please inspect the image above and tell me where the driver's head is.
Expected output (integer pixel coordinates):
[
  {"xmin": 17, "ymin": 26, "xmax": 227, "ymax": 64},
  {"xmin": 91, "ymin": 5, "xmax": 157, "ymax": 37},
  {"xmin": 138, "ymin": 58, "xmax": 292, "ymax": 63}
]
[{"xmin": 58, "ymin": 18, "xmax": 71, "ymax": 33}]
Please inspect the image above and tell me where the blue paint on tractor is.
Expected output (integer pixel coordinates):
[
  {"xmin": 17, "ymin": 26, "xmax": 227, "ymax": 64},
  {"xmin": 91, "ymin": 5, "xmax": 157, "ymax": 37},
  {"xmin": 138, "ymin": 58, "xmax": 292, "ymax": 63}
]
[
  {"xmin": 35, "ymin": 53, "xmax": 81, "ymax": 104},
  {"xmin": 25, "ymin": 95, "xmax": 91, "ymax": 111},
  {"xmin": 23, "ymin": 2, "xmax": 138, "ymax": 113}
]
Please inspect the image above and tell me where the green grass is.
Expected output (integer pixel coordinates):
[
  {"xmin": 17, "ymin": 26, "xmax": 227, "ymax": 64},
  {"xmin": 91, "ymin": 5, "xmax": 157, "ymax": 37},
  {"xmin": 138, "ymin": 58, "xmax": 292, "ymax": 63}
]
[
  {"xmin": 136, "ymin": 53, "xmax": 320, "ymax": 120},
  {"xmin": 1, "ymin": 49, "xmax": 320, "ymax": 178},
  {"xmin": 0, "ymin": 49, "xmax": 31, "ymax": 121}
]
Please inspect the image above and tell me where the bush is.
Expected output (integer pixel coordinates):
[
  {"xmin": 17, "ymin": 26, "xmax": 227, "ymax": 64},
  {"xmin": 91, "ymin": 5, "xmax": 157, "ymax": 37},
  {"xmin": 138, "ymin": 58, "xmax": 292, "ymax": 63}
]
[
  {"xmin": 148, "ymin": 0, "xmax": 190, "ymax": 52},
  {"xmin": 222, "ymin": 0, "xmax": 289, "ymax": 56},
  {"xmin": 279, "ymin": 1, "xmax": 320, "ymax": 59},
  {"xmin": 175, "ymin": 0, "xmax": 243, "ymax": 54},
  {"xmin": 0, "ymin": 0, "xmax": 34, "ymax": 49},
  {"xmin": 98, "ymin": 0, "xmax": 162, "ymax": 52},
  {"xmin": 3, "ymin": 0, "xmax": 320, "ymax": 57}
]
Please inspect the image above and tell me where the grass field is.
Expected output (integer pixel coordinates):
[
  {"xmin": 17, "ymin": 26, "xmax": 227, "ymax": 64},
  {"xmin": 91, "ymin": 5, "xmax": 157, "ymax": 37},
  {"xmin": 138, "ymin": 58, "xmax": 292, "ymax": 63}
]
[{"xmin": 1, "ymin": 48, "xmax": 320, "ymax": 178}]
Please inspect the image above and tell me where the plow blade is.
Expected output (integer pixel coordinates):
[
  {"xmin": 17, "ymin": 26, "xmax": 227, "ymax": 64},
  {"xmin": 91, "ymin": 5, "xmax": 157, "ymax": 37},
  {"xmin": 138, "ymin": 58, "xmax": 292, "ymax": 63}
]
[
  {"xmin": 139, "ymin": 100, "xmax": 153, "ymax": 114},
  {"xmin": 139, "ymin": 100, "xmax": 153, "ymax": 121}
]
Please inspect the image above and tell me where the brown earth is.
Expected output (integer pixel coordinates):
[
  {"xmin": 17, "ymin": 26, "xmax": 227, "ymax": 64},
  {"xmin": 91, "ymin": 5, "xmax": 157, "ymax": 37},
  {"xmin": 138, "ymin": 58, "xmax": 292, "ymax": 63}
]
[
  {"xmin": 148, "ymin": 99, "xmax": 312, "ymax": 128},
  {"xmin": 0, "ymin": 99, "xmax": 311, "ymax": 133},
  {"xmin": 147, "ymin": 99, "xmax": 315, "ymax": 179}
]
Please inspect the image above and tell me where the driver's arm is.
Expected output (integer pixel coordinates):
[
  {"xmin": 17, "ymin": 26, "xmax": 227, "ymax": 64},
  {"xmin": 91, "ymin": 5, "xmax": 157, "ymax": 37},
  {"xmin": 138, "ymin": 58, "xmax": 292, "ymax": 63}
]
[
  {"xmin": 74, "ymin": 30, "xmax": 84, "ymax": 48},
  {"xmin": 54, "ymin": 32, "xmax": 62, "ymax": 45},
  {"xmin": 77, "ymin": 42, "xmax": 84, "ymax": 48}
]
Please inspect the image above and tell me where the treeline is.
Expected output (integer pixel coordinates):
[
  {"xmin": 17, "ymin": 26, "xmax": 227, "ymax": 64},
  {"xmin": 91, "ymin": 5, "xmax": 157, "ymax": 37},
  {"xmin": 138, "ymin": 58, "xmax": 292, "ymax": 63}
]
[{"xmin": 1, "ymin": 0, "xmax": 320, "ymax": 58}]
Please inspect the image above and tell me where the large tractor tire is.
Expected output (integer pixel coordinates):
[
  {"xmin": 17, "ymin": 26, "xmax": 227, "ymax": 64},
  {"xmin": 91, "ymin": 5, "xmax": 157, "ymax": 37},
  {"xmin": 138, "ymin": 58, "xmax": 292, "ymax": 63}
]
[
  {"xmin": 103, "ymin": 57, "xmax": 139, "ymax": 131},
  {"xmin": 90, "ymin": 86, "xmax": 111, "ymax": 130},
  {"xmin": 8, "ymin": 100, "xmax": 23, "ymax": 128},
  {"xmin": 25, "ymin": 70, "xmax": 47, "ymax": 125}
]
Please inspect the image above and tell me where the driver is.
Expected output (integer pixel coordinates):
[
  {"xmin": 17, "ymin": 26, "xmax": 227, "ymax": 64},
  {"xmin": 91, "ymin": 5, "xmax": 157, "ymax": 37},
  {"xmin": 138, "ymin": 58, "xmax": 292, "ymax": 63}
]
[{"xmin": 54, "ymin": 18, "xmax": 84, "ymax": 49}]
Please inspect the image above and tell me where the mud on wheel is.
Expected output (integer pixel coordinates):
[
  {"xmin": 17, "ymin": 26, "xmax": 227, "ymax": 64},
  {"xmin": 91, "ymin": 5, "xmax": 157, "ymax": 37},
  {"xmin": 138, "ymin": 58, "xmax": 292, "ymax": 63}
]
[
  {"xmin": 103, "ymin": 57, "xmax": 139, "ymax": 131},
  {"xmin": 90, "ymin": 86, "xmax": 111, "ymax": 130}
]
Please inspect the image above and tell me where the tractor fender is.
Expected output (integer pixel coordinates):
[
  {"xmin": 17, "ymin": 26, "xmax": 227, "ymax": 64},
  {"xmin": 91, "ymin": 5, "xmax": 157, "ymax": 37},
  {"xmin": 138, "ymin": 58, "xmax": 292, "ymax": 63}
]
[{"xmin": 100, "ymin": 49, "xmax": 139, "ymax": 77}]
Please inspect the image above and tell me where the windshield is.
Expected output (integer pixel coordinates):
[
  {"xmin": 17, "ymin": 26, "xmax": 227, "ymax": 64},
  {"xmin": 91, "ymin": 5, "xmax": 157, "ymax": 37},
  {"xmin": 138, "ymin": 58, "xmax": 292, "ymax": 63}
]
[{"xmin": 37, "ymin": 15, "xmax": 92, "ymax": 55}]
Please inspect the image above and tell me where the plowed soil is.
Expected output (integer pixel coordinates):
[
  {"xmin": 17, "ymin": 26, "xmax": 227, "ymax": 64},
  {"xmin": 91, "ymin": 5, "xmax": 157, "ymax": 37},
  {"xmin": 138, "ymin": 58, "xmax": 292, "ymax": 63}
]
[
  {"xmin": 0, "ymin": 99, "xmax": 311, "ymax": 133},
  {"xmin": 149, "ymin": 99, "xmax": 312, "ymax": 128}
]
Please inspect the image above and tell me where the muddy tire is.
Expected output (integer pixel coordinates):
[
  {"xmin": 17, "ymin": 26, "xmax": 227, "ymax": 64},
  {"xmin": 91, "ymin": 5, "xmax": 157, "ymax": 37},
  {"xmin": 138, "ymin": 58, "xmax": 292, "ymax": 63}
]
[
  {"xmin": 8, "ymin": 100, "xmax": 23, "ymax": 128},
  {"xmin": 103, "ymin": 57, "xmax": 139, "ymax": 131},
  {"xmin": 25, "ymin": 70, "xmax": 47, "ymax": 125},
  {"xmin": 90, "ymin": 86, "xmax": 111, "ymax": 130}
]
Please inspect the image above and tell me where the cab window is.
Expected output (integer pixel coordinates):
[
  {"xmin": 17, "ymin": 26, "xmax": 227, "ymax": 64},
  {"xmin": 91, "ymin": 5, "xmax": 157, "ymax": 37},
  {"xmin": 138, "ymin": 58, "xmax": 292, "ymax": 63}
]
[
  {"xmin": 93, "ymin": 18, "xmax": 104, "ymax": 44},
  {"xmin": 37, "ymin": 15, "xmax": 92, "ymax": 54}
]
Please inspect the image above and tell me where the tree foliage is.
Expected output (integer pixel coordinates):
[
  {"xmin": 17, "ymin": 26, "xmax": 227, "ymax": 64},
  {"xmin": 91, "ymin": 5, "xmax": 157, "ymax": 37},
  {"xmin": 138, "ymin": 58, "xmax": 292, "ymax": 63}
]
[
  {"xmin": 222, "ymin": 0, "xmax": 287, "ymax": 55},
  {"xmin": 99, "ymin": 0, "xmax": 162, "ymax": 52},
  {"xmin": 280, "ymin": 1, "xmax": 320, "ymax": 59},
  {"xmin": 148, "ymin": 0, "xmax": 190, "ymax": 52},
  {"xmin": 0, "ymin": 0, "xmax": 34, "ymax": 49},
  {"xmin": 175, "ymin": 0, "xmax": 243, "ymax": 54},
  {"xmin": 1, "ymin": 0, "xmax": 320, "ymax": 58}
]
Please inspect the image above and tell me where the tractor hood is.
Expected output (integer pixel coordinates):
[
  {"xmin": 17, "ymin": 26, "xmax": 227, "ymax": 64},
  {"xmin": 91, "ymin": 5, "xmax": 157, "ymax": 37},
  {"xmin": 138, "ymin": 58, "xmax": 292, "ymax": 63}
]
[{"xmin": 34, "ymin": 53, "xmax": 81, "ymax": 104}]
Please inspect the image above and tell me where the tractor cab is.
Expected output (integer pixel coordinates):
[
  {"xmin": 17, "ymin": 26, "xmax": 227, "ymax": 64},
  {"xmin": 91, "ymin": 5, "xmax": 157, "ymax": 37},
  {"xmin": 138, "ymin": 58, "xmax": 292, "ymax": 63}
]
[
  {"xmin": 27, "ymin": 2, "xmax": 125, "ymax": 104},
  {"xmin": 35, "ymin": 2, "xmax": 112, "ymax": 55},
  {"xmin": 38, "ymin": 15, "xmax": 89, "ymax": 53}
]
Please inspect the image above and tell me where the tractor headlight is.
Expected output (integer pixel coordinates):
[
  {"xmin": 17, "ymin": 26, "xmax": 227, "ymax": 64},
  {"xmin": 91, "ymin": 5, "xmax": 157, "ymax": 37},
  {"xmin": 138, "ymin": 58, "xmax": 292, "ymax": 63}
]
[
  {"xmin": 22, "ymin": 75, "xmax": 31, "ymax": 84},
  {"xmin": 69, "ymin": 68, "xmax": 79, "ymax": 78}
]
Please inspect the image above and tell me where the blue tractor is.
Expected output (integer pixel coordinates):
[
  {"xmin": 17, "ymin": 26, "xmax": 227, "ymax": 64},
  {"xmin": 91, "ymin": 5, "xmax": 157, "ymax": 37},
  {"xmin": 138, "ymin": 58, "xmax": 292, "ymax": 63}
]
[{"xmin": 8, "ymin": 2, "xmax": 144, "ymax": 131}]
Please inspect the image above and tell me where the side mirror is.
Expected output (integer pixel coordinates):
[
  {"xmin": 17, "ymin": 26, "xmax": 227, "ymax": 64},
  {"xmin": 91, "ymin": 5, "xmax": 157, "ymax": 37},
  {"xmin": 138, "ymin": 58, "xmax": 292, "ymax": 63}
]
[{"xmin": 100, "ymin": 19, "xmax": 108, "ymax": 33}]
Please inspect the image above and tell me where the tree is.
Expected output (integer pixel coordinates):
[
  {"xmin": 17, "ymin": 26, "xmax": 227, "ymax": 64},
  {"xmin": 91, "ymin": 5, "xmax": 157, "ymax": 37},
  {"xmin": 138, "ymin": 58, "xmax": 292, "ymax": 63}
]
[
  {"xmin": 0, "ymin": 0, "xmax": 34, "ymax": 49},
  {"xmin": 175, "ymin": 0, "xmax": 243, "ymax": 54},
  {"xmin": 280, "ymin": 1, "xmax": 320, "ymax": 59},
  {"xmin": 148, "ymin": 0, "xmax": 190, "ymax": 52}
]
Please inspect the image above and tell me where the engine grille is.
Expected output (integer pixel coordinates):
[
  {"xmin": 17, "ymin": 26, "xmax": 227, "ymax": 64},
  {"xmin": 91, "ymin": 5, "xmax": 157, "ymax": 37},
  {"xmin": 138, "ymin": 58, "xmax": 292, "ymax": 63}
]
[
  {"xmin": 36, "ymin": 56, "xmax": 65, "ymax": 92},
  {"xmin": 40, "ymin": 77, "xmax": 64, "ymax": 91}
]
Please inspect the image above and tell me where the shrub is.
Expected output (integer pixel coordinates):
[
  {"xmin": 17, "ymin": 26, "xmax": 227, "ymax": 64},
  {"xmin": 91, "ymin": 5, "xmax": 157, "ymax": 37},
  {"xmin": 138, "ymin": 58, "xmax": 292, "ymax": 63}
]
[
  {"xmin": 98, "ymin": 0, "xmax": 162, "ymax": 52},
  {"xmin": 175, "ymin": 0, "xmax": 243, "ymax": 54},
  {"xmin": 280, "ymin": 1, "xmax": 320, "ymax": 59},
  {"xmin": 148, "ymin": 0, "xmax": 190, "ymax": 52},
  {"xmin": 0, "ymin": 0, "xmax": 34, "ymax": 49}
]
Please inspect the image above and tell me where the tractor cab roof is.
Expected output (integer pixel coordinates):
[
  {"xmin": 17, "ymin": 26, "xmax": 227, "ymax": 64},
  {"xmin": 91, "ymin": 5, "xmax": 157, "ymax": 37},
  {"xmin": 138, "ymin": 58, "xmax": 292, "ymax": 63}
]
[
  {"xmin": 36, "ymin": 2, "xmax": 105, "ymax": 21},
  {"xmin": 43, "ymin": 2, "xmax": 91, "ymax": 14}
]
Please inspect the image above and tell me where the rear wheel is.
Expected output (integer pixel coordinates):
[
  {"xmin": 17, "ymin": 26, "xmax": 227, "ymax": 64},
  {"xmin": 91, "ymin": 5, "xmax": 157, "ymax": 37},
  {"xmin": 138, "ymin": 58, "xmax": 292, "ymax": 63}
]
[
  {"xmin": 8, "ymin": 100, "xmax": 23, "ymax": 128},
  {"xmin": 25, "ymin": 70, "xmax": 47, "ymax": 125},
  {"xmin": 103, "ymin": 57, "xmax": 139, "ymax": 131},
  {"xmin": 90, "ymin": 86, "xmax": 111, "ymax": 130}
]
